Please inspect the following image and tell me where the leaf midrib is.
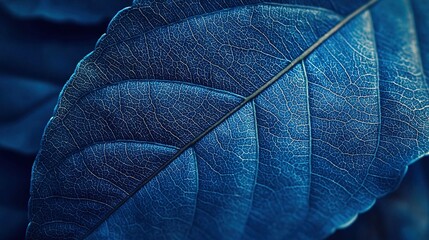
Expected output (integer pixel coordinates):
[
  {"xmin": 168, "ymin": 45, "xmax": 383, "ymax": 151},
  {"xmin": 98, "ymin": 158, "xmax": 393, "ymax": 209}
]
[{"xmin": 81, "ymin": 1, "xmax": 378, "ymax": 239}]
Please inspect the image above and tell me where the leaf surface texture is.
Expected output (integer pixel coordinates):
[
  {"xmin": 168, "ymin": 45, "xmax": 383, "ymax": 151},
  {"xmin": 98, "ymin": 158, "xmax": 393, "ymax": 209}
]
[{"xmin": 27, "ymin": 0, "xmax": 429, "ymax": 239}]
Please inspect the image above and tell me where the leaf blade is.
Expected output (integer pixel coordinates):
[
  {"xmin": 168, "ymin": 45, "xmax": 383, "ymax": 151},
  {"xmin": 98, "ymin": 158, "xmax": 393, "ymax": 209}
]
[{"xmin": 27, "ymin": 0, "xmax": 429, "ymax": 239}]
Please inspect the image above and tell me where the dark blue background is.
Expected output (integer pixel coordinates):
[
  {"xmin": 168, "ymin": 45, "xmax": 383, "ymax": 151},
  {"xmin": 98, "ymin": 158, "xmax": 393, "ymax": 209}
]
[{"xmin": 0, "ymin": 3, "xmax": 128, "ymax": 238}]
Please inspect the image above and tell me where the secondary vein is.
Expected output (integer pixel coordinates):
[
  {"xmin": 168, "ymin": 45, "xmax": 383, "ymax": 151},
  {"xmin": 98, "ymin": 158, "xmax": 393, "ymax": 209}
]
[{"xmin": 81, "ymin": 0, "xmax": 379, "ymax": 238}]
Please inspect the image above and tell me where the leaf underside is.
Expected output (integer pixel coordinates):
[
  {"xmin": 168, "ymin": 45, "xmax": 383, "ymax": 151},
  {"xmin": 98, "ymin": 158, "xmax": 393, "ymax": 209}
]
[{"xmin": 28, "ymin": 0, "xmax": 429, "ymax": 239}]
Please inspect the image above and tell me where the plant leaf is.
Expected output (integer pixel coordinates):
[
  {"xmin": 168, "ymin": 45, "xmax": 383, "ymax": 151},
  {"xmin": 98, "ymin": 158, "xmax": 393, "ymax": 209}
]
[{"xmin": 27, "ymin": 0, "xmax": 429, "ymax": 239}]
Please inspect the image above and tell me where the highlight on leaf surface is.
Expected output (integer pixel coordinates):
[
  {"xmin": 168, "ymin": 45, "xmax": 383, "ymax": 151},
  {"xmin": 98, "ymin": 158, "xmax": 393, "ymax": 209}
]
[{"xmin": 27, "ymin": 0, "xmax": 429, "ymax": 239}]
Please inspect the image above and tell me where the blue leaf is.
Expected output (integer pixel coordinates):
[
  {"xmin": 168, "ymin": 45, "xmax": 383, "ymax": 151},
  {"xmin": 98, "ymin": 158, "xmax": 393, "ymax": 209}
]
[
  {"xmin": 27, "ymin": 0, "xmax": 429, "ymax": 239},
  {"xmin": 0, "ymin": 0, "xmax": 132, "ymax": 23}
]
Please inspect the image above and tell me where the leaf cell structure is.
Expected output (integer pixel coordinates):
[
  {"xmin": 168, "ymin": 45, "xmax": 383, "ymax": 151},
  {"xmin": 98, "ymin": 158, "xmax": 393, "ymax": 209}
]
[{"xmin": 27, "ymin": 0, "xmax": 429, "ymax": 239}]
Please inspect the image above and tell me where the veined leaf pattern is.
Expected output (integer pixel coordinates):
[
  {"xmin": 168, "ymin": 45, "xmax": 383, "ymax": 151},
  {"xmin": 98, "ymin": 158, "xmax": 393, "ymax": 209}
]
[{"xmin": 27, "ymin": 0, "xmax": 429, "ymax": 239}]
